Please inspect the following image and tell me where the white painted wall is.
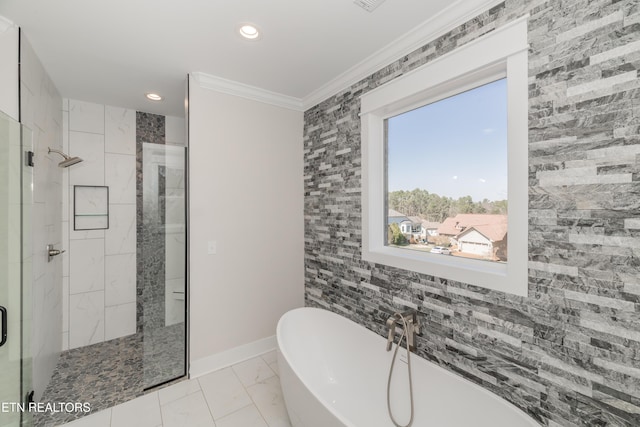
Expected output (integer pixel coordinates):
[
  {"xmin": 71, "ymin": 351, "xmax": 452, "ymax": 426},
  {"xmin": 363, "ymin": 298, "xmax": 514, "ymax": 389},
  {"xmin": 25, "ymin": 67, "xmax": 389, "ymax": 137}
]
[
  {"xmin": 188, "ymin": 75, "xmax": 304, "ymax": 371},
  {"xmin": 0, "ymin": 16, "xmax": 18, "ymax": 120},
  {"xmin": 20, "ymin": 33, "xmax": 64, "ymax": 401}
]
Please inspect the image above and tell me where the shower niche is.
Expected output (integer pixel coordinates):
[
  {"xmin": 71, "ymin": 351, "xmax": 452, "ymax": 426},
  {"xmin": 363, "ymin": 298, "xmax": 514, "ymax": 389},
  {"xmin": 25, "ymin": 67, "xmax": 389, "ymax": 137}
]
[{"xmin": 73, "ymin": 185, "xmax": 109, "ymax": 230}]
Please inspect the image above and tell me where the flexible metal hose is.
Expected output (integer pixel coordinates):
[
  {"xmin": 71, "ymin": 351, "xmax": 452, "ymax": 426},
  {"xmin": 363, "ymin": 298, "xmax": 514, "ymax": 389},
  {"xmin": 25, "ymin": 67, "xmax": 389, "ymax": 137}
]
[{"xmin": 386, "ymin": 313, "xmax": 414, "ymax": 427}]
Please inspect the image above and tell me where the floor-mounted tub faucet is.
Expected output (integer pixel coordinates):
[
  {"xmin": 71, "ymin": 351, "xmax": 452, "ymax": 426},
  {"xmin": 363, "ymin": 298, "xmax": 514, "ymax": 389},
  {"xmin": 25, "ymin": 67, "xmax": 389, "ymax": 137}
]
[{"xmin": 386, "ymin": 310, "xmax": 420, "ymax": 352}]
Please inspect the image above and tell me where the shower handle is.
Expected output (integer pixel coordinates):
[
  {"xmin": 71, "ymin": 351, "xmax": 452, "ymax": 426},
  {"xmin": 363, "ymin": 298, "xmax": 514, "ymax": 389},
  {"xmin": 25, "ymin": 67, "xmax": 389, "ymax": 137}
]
[
  {"xmin": 47, "ymin": 244, "xmax": 66, "ymax": 262},
  {"xmin": 0, "ymin": 306, "xmax": 7, "ymax": 347}
]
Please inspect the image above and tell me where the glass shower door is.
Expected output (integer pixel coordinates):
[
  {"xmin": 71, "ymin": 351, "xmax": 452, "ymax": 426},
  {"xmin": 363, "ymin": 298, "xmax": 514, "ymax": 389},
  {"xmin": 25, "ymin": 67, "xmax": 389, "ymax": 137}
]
[
  {"xmin": 0, "ymin": 111, "xmax": 32, "ymax": 427},
  {"xmin": 141, "ymin": 143, "xmax": 187, "ymax": 388}
]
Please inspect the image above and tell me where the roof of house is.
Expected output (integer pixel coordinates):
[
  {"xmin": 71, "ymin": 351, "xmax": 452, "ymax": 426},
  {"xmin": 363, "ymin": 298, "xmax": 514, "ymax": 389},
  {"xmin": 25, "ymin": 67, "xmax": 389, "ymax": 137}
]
[
  {"xmin": 457, "ymin": 223, "xmax": 508, "ymax": 242},
  {"xmin": 388, "ymin": 210, "xmax": 423, "ymax": 226},
  {"xmin": 437, "ymin": 214, "xmax": 508, "ymax": 241},
  {"xmin": 388, "ymin": 209, "xmax": 407, "ymax": 219},
  {"xmin": 388, "ymin": 209, "xmax": 409, "ymax": 225},
  {"xmin": 421, "ymin": 220, "xmax": 440, "ymax": 229}
]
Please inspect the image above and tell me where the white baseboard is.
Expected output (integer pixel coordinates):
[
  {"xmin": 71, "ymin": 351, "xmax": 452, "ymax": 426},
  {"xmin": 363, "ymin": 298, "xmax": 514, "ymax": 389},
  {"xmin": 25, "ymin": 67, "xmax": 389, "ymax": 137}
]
[{"xmin": 189, "ymin": 335, "xmax": 277, "ymax": 378}]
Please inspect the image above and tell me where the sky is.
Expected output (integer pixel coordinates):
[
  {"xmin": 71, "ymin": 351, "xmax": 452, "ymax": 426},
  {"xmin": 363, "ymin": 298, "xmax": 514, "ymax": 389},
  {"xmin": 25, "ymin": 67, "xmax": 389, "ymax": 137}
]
[{"xmin": 387, "ymin": 78, "xmax": 508, "ymax": 202}]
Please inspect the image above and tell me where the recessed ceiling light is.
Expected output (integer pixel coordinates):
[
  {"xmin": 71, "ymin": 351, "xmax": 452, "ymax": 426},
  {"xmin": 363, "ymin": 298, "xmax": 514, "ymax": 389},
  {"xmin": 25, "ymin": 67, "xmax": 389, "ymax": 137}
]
[
  {"xmin": 145, "ymin": 93, "xmax": 163, "ymax": 101},
  {"xmin": 239, "ymin": 24, "xmax": 260, "ymax": 40}
]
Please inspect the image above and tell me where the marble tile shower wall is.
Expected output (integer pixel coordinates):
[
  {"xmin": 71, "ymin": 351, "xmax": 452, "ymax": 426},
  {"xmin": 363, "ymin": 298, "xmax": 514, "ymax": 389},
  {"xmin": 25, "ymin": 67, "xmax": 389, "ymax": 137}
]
[
  {"xmin": 303, "ymin": 1, "xmax": 640, "ymax": 426},
  {"xmin": 61, "ymin": 103, "xmax": 185, "ymax": 350},
  {"xmin": 62, "ymin": 100, "xmax": 138, "ymax": 350}
]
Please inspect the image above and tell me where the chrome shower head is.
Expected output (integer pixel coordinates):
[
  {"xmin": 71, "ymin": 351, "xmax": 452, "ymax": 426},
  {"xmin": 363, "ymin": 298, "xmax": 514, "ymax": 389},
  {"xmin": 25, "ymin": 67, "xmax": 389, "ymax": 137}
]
[
  {"xmin": 58, "ymin": 156, "xmax": 83, "ymax": 167},
  {"xmin": 48, "ymin": 148, "xmax": 83, "ymax": 168}
]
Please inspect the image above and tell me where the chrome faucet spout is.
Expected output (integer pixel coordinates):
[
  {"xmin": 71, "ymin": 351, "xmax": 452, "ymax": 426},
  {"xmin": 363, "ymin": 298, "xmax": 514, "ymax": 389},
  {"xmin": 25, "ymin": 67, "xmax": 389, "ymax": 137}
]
[
  {"xmin": 386, "ymin": 316, "xmax": 396, "ymax": 351},
  {"xmin": 385, "ymin": 310, "xmax": 420, "ymax": 352}
]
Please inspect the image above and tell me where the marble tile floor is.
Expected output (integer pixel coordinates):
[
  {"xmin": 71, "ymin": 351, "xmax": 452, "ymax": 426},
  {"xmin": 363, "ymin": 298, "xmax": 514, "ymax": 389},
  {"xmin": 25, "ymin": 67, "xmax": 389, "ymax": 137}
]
[{"xmin": 58, "ymin": 351, "xmax": 289, "ymax": 427}]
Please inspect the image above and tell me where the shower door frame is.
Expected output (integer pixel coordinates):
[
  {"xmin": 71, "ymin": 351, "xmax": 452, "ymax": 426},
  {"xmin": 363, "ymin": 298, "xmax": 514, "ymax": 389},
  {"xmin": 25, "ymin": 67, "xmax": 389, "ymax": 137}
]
[{"xmin": 140, "ymin": 142, "xmax": 189, "ymax": 390}]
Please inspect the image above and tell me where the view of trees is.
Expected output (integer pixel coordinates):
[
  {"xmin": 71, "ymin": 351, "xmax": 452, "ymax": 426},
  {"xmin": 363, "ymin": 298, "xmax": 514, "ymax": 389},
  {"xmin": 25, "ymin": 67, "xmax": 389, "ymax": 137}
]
[
  {"xmin": 388, "ymin": 188, "xmax": 507, "ymax": 222},
  {"xmin": 388, "ymin": 223, "xmax": 408, "ymax": 246}
]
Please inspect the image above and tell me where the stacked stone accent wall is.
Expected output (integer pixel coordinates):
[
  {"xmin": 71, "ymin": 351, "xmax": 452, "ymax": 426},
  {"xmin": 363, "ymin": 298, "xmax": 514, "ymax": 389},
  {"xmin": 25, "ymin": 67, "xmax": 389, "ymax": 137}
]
[{"xmin": 304, "ymin": 1, "xmax": 640, "ymax": 425}]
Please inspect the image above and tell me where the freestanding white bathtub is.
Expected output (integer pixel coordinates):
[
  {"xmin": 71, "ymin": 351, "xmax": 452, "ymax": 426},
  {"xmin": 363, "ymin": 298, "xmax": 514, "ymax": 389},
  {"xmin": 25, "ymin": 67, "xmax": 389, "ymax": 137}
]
[{"xmin": 277, "ymin": 307, "xmax": 540, "ymax": 427}]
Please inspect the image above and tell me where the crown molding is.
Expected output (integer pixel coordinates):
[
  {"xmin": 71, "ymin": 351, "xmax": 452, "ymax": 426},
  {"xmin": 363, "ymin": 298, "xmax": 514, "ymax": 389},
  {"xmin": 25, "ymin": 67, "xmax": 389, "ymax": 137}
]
[
  {"xmin": 191, "ymin": 72, "xmax": 304, "ymax": 112},
  {"xmin": 0, "ymin": 15, "xmax": 16, "ymax": 33},
  {"xmin": 301, "ymin": 0, "xmax": 505, "ymax": 110},
  {"xmin": 191, "ymin": 0, "xmax": 505, "ymax": 113}
]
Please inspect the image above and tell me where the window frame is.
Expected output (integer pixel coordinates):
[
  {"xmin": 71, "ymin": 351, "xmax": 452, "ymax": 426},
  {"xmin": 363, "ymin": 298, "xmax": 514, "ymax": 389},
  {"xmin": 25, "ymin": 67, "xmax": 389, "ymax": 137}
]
[{"xmin": 360, "ymin": 17, "xmax": 529, "ymax": 296}]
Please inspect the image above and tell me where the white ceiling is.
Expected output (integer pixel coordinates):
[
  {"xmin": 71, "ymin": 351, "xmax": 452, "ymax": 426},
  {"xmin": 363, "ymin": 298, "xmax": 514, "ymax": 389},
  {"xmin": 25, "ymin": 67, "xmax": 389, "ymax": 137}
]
[{"xmin": 0, "ymin": 0, "xmax": 496, "ymax": 117}]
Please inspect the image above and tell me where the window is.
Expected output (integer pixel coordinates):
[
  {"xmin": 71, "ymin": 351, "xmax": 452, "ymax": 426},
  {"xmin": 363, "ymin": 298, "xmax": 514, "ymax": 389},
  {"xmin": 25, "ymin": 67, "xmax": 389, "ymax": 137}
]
[
  {"xmin": 386, "ymin": 78, "xmax": 508, "ymax": 262},
  {"xmin": 360, "ymin": 17, "xmax": 528, "ymax": 296}
]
